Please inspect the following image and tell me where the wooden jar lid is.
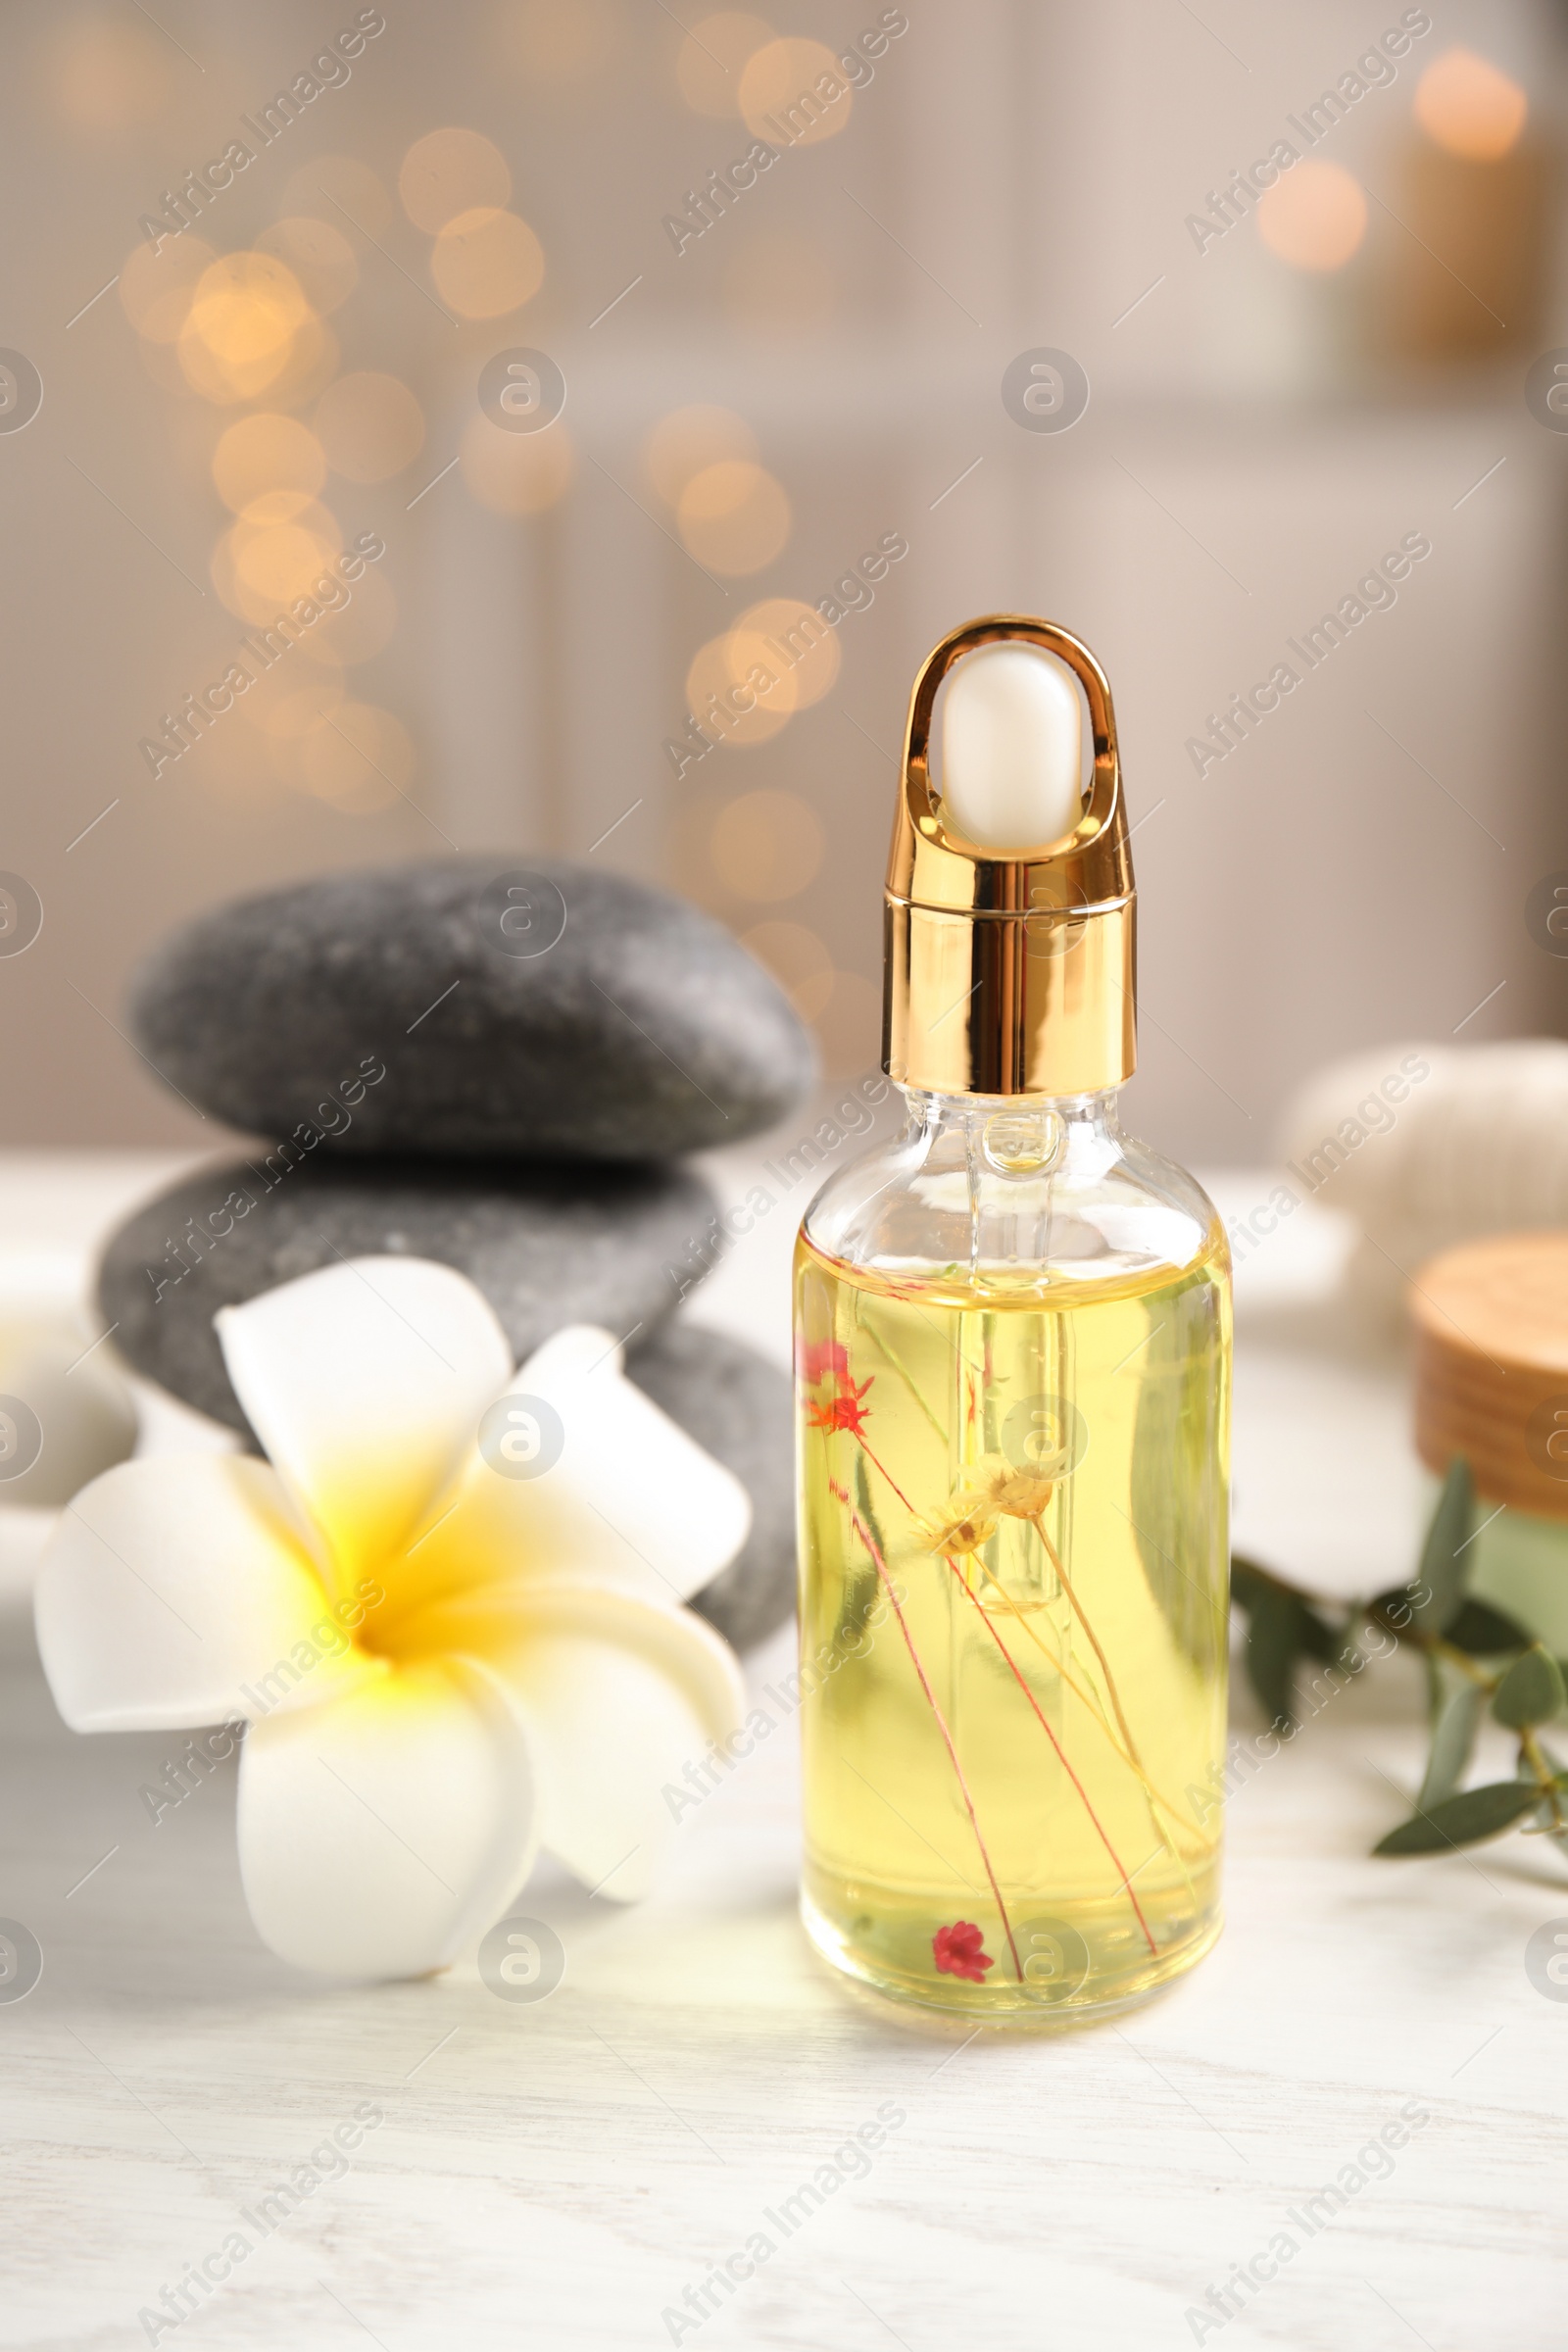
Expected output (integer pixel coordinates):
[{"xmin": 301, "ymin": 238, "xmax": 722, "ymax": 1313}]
[{"xmin": 1411, "ymin": 1231, "xmax": 1568, "ymax": 1519}]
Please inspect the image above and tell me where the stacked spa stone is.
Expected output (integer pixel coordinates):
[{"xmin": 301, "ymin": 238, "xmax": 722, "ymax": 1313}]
[{"xmin": 100, "ymin": 858, "xmax": 818, "ymax": 1650}]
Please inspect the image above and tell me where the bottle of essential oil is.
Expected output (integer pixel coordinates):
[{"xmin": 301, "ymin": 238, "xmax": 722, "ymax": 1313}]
[{"xmin": 794, "ymin": 616, "xmax": 1232, "ymax": 2022}]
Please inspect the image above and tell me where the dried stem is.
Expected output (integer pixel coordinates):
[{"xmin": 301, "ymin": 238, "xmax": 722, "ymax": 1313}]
[
  {"xmin": 847, "ymin": 1505, "xmax": 1023, "ymax": 1984},
  {"xmin": 1426, "ymin": 1634, "xmax": 1495, "ymax": 1690},
  {"xmin": 1413, "ymin": 1637, "xmax": 1566, "ymax": 1823},
  {"xmin": 861, "ymin": 1430, "xmax": 1201, "ymax": 1849},
  {"xmin": 858, "ymin": 1321, "xmax": 949, "ymax": 1446},
  {"xmin": 855, "ymin": 1430, "xmax": 1166, "ymax": 1951},
  {"xmin": 1520, "ymin": 1728, "xmax": 1568, "ymax": 1833},
  {"xmin": 1030, "ymin": 1512, "xmax": 1176, "ymax": 1847},
  {"xmin": 942, "ymin": 1553, "xmax": 1158, "ymax": 1955},
  {"xmin": 967, "ymin": 1552, "xmax": 1209, "ymax": 1861},
  {"xmin": 857, "ymin": 1435, "xmax": 916, "ymax": 1516}
]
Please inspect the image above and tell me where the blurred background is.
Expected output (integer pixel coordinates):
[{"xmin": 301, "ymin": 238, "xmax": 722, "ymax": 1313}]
[{"xmin": 4, "ymin": 0, "xmax": 1568, "ymax": 1164}]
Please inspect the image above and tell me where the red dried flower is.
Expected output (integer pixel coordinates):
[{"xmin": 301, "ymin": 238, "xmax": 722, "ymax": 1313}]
[
  {"xmin": 797, "ymin": 1336, "xmax": 852, "ymax": 1387},
  {"xmin": 933, "ymin": 1920, "xmax": 993, "ymax": 1982},
  {"xmin": 807, "ymin": 1374, "xmax": 874, "ymax": 1438}
]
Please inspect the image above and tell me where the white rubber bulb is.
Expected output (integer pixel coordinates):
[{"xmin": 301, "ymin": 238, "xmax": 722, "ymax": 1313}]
[{"xmin": 940, "ymin": 643, "xmax": 1084, "ymax": 850}]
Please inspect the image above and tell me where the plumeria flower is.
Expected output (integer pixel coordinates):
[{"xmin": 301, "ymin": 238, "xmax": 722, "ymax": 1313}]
[{"xmin": 35, "ymin": 1257, "xmax": 750, "ymax": 1981}]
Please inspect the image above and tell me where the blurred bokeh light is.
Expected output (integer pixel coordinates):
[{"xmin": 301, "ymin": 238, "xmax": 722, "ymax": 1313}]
[
  {"xmin": 737, "ymin": 37, "xmax": 851, "ymax": 145},
  {"xmin": 1255, "ymin": 159, "xmax": 1369, "ymax": 271},
  {"xmin": 429, "ymin": 207, "xmax": 545, "ymax": 318},
  {"xmin": 677, "ymin": 459, "xmax": 791, "ymax": 573},
  {"xmin": 399, "ymin": 126, "xmax": 512, "ymax": 232},
  {"xmin": 710, "ymin": 788, "xmax": 825, "ymax": 900},
  {"xmin": 315, "ymin": 372, "xmax": 425, "ymax": 483},
  {"xmin": 1413, "ymin": 47, "xmax": 1529, "ymax": 160},
  {"xmin": 459, "ymin": 413, "xmax": 575, "ymax": 512},
  {"xmin": 212, "ymin": 414, "xmax": 327, "ymax": 522},
  {"xmin": 11, "ymin": 0, "xmax": 1568, "ymax": 1162},
  {"xmin": 676, "ymin": 12, "xmax": 774, "ymax": 116}
]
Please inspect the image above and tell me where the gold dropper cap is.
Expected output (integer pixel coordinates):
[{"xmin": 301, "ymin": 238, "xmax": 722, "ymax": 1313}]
[{"xmin": 883, "ymin": 613, "xmax": 1136, "ymax": 1099}]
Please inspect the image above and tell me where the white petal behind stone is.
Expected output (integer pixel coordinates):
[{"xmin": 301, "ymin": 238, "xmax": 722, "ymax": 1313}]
[{"xmin": 0, "ymin": 1313, "xmax": 136, "ymax": 1510}]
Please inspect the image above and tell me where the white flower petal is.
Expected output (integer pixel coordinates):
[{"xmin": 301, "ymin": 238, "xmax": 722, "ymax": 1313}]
[
  {"xmin": 33, "ymin": 1456, "xmax": 374, "ymax": 1733},
  {"xmin": 400, "ymin": 1582, "xmax": 744, "ymax": 1902},
  {"xmin": 0, "ymin": 1316, "xmax": 137, "ymax": 1511},
  {"xmin": 384, "ymin": 1324, "xmax": 752, "ymax": 1619},
  {"xmin": 217, "ymin": 1256, "xmax": 513, "ymax": 1596},
  {"xmin": 237, "ymin": 1656, "xmax": 537, "ymax": 1978}
]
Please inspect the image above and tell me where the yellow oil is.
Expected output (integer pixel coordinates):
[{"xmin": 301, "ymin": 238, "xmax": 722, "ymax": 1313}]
[{"xmin": 795, "ymin": 1227, "xmax": 1230, "ymax": 2022}]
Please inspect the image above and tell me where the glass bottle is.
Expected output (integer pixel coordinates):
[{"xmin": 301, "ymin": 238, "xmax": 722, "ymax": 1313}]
[{"xmin": 794, "ymin": 617, "xmax": 1232, "ymax": 2023}]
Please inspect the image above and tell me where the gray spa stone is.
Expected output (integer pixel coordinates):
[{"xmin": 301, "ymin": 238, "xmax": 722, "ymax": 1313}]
[
  {"xmin": 97, "ymin": 1154, "xmax": 712, "ymax": 1438},
  {"xmin": 625, "ymin": 1323, "xmax": 795, "ymax": 1654},
  {"xmin": 97, "ymin": 1163, "xmax": 792, "ymax": 1652},
  {"xmin": 128, "ymin": 858, "xmax": 816, "ymax": 1159}
]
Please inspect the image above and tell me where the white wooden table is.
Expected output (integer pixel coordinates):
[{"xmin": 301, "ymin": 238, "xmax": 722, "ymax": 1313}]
[{"xmin": 1, "ymin": 1148, "xmax": 1562, "ymax": 2352}]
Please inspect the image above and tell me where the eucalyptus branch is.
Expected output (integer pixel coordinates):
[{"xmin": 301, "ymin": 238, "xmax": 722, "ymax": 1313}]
[{"xmin": 1230, "ymin": 1459, "xmax": 1568, "ymax": 1873}]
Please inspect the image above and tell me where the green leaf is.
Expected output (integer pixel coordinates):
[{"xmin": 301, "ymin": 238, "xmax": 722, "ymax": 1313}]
[
  {"xmin": 1374, "ymin": 1779, "xmax": 1544, "ymax": 1855},
  {"xmin": 1444, "ymin": 1597, "xmax": 1532, "ymax": 1655},
  {"xmin": 1532, "ymin": 1743, "xmax": 1568, "ymax": 1861},
  {"xmin": 1531, "ymin": 1810, "xmax": 1568, "ymax": 1862},
  {"xmin": 1492, "ymin": 1644, "xmax": 1566, "ymax": 1730},
  {"xmin": 1229, "ymin": 1555, "xmax": 1348, "ymax": 1728},
  {"xmin": 1369, "ymin": 1460, "xmax": 1477, "ymax": 1640},
  {"xmin": 1411, "ymin": 1457, "xmax": 1474, "ymax": 1633},
  {"xmin": 852, "ymin": 1453, "xmax": 884, "ymax": 1559},
  {"xmin": 1229, "ymin": 1553, "xmax": 1283, "ymax": 1611},
  {"xmin": 1421, "ymin": 1646, "xmax": 1444, "ymax": 1730},
  {"xmin": 1416, "ymin": 1675, "xmax": 1487, "ymax": 1810},
  {"xmin": 1294, "ymin": 1603, "xmax": 1345, "ymax": 1666},
  {"xmin": 1244, "ymin": 1586, "xmax": 1301, "ymax": 1729}
]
